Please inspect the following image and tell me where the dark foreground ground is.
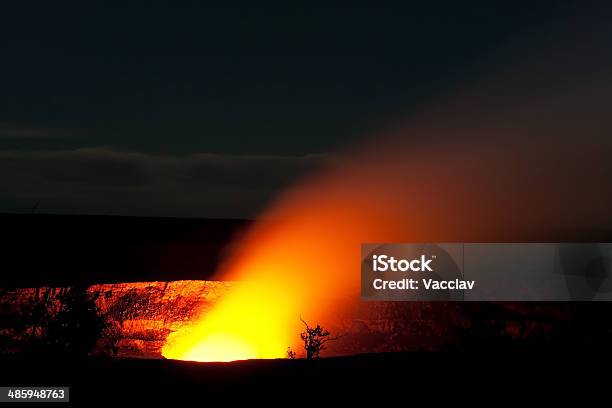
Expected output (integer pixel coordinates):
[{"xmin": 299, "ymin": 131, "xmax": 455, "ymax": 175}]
[{"xmin": 0, "ymin": 352, "xmax": 606, "ymax": 404}]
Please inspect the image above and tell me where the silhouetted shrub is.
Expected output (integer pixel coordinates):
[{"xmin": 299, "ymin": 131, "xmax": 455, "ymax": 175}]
[{"xmin": 299, "ymin": 318, "xmax": 339, "ymax": 359}]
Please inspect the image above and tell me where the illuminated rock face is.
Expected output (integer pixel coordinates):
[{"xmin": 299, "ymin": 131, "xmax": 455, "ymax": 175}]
[
  {"xmin": 89, "ymin": 281, "xmax": 238, "ymax": 358},
  {"xmin": 0, "ymin": 281, "xmax": 572, "ymax": 358},
  {"xmin": 0, "ymin": 281, "xmax": 238, "ymax": 358}
]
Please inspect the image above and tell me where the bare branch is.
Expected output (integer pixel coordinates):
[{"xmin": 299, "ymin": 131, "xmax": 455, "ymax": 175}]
[{"xmin": 297, "ymin": 317, "xmax": 340, "ymax": 359}]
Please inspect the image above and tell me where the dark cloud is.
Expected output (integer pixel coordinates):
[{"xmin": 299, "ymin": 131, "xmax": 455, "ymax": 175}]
[
  {"xmin": 0, "ymin": 123, "xmax": 88, "ymax": 139},
  {"xmin": 0, "ymin": 148, "xmax": 333, "ymax": 218}
]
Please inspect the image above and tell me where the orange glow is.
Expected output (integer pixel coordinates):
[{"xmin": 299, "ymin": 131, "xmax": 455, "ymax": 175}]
[
  {"xmin": 161, "ymin": 157, "xmax": 420, "ymax": 362},
  {"xmin": 162, "ymin": 127, "xmax": 612, "ymax": 361},
  {"xmin": 163, "ymin": 282, "xmax": 298, "ymax": 361}
]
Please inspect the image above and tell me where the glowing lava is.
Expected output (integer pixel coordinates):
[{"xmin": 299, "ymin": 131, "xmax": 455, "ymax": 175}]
[
  {"xmin": 161, "ymin": 161, "xmax": 417, "ymax": 362},
  {"xmin": 163, "ymin": 281, "xmax": 298, "ymax": 361}
]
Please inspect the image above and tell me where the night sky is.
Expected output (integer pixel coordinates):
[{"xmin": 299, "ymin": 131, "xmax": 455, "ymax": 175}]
[{"xmin": 0, "ymin": 2, "xmax": 594, "ymax": 217}]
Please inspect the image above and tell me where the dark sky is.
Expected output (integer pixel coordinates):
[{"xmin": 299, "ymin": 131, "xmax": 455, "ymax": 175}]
[
  {"xmin": 0, "ymin": 2, "xmax": 573, "ymax": 154},
  {"xmin": 0, "ymin": 2, "xmax": 594, "ymax": 217}
]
